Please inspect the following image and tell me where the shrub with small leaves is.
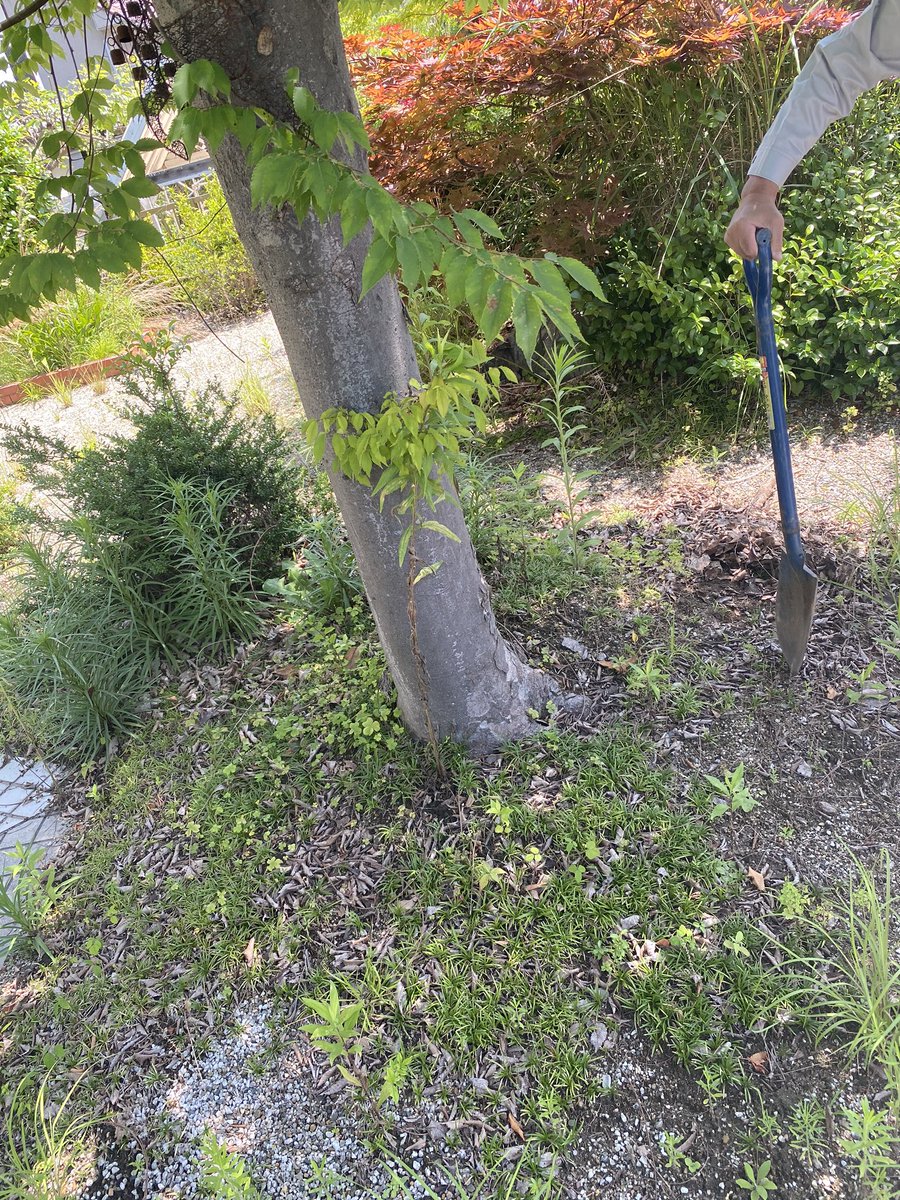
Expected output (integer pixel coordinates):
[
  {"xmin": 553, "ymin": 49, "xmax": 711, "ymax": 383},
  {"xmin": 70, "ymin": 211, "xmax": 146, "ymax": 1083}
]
[{"xmin": 2, "ymin": 335, "xmax": 304, "ymax": 587}]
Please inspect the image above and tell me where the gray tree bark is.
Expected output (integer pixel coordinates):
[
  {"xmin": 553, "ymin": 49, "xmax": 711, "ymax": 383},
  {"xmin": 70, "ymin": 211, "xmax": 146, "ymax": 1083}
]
[{"xmin": 154, "ymin": 0, "xmax": 552, "ymax": 750}]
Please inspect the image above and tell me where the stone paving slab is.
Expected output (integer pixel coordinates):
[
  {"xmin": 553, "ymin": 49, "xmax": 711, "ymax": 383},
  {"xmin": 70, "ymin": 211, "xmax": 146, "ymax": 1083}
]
[
  {"xmin": 0, "ymin": 755, "xmax": 61, "ymax": 957},
  {"xmin": 0, "ymin": 758, "xmax": 58, "ymax": 859}
]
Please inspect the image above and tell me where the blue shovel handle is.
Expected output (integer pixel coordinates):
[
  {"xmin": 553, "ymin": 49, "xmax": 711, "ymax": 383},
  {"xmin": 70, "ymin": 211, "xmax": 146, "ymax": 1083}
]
[{"xmin": 743, "ymin": 228, "xmax": 805, "ymax": 570}]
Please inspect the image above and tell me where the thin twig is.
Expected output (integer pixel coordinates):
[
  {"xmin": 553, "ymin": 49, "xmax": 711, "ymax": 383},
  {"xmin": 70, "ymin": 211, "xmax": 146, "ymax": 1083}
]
[{"xmin": 0, "ymin": 0, "xmax": 51, "ymax": 33}]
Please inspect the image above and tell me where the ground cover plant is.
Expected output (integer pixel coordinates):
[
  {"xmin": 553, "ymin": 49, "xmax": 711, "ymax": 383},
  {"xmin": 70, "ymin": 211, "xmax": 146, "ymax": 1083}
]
[{"xmin": 2, "ymin": 407, "xmax": 899, "ymax": 1196}]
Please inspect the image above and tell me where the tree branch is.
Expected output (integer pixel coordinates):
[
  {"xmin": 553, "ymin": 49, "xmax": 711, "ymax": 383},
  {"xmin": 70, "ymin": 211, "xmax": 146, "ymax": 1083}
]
[{"xmin": 0, "ymin": 0, "xmax": 53, "ymax": 34}]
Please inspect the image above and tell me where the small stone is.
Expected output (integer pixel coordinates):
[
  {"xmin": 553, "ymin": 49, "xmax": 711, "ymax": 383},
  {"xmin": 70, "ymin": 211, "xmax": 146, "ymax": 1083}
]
[{"xmin": 561, "ymin": 637, "xmax": 590, "ymax": 659}]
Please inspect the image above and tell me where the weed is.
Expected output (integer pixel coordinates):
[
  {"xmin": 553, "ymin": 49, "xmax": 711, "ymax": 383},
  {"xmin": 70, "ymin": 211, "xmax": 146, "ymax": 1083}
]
[
  {"xmin": 300, "ymin": 983, "xmax": 365, "ymax": 1086},
  {"xmin": 47, "ymin": 377, "xmax": 74, "ymax": 409},
  {"xmin": 627, "ymin": 650, "xmax": 668, "ymax": 702},
  {"xmin": 0, "ymin": 842, "xmax": 75, "ymax": 958},
  {"xmin": 736, "ymin": 1159, "xmax": 777, "ymax": 1198},
  {"xmin": 838, "ymin": 1100, "xmax": 900, "ymax": 1200},
  {"xmin": 389, "ymin": 1151, "xmax": 559, "ymax": 1199},
  {"xmin": 787, "ymin": 1098, "xmax": 827, "ymax": 1164},
  {"xmin": 265, "ymin": 514, "xmax": 362, "ymax": 620},
  {"xmin": 534, "ymin": 344, "xmax": 599, "ymax": 568},
  {"xmin": 0, "ymin": 1073, "xmax": 101, "ymax": 1200},
  {"xmin": 237, "ymin": 365, "xmax": 274, "ymax": 418},
  {"xmin": 660, "ymin": 1131, "xmax": 701, "ymax": 1175},
  {"xmin": 378, "ymin": 1049, "xmax": 415, "ymax": 1107},
  {"xmin": 704, "ymin": 763, "xmax": 758, "ymax": 816},
  {"xmin": 781, "ymin": 854, "xmax": 900, "ymax": 1104},
  {"xmin": 777, "ymin": 881, "xmax": 810, "ymax": 921},
  {"xmin": 841, "ymin": 439, "xmax": 900, "ymax": 597},
  {"xmin": 198, "ymin": 1129, "xmax": 261, "ymax": 1199}
]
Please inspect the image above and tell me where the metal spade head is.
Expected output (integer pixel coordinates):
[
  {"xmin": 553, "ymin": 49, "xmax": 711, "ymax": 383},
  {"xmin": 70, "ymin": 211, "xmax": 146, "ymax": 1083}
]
[{"xmin": 775, "ymin": 553, "xmax": 818, "ymax": 676}]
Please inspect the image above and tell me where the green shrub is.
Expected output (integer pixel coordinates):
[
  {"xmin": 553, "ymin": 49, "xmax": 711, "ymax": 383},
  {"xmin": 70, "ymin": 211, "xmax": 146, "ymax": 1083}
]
[
  {"xmin": 3, "ymin": 335, "xmax": 304, "ymax": 586},
  {"xmin": 0, "ymin": 340, "xmax": 304, "ymax": 759},
  {"xmin": 582, "ymin": 89, "xmax": 900, "ymax": 409},
  {"xmin": 0, "ymin": 114, "xmax": 45, "ymax": 258},
  {"xmin": 143, "ymin": 176, "xmax": 264, "ymax": 319},
  {"xmin": 0, "ymin": 278, "xmax": 174, "ymax": 386}
]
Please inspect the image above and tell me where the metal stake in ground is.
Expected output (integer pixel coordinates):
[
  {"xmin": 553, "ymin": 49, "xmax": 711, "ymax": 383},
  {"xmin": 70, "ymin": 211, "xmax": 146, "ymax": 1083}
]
[{"xmin": 743, "ymin": 227, "xmax": 818, "ymax": 676}]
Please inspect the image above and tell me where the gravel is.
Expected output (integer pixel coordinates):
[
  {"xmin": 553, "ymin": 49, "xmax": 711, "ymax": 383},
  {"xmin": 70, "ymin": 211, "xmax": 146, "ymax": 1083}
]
[
  {"xmin": 85, "ymin": 1003, "xmax": 456, "ymax": 1200},
  {"xmin": 0, "ymin": 311, "xmax": 300, "ymax": 462}
]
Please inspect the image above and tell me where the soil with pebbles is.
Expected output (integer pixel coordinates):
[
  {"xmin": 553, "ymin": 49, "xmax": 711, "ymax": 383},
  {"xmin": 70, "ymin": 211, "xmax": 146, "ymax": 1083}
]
[{"xmin": 85, "ymin": 1005, "xmax": 456, "ymax": 1200}]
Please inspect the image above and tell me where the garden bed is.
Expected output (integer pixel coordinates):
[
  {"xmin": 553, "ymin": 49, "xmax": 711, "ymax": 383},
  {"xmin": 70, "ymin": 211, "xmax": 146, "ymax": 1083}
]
[
  {"xmin": 2, "ymin": 420, "xmax": 898, "ymax": 1197},
  {"xmin": 0, "ymin": 351, "xmax": 135, "ymax": 409}
]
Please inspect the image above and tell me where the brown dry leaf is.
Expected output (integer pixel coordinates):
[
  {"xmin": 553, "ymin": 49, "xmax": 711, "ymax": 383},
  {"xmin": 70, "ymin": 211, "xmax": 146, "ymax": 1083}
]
[
  {"xmin": 243, "ymin": 938, "xmax": 258, "ymax": 968},
  {"xmin": 508, "ymin": 1112, "xmax": 525, "ymax": 1141},
  {"xmin": 748, "ymin": 1051, "xmax": 769, "ymax": 1074},
  {"xmin": 747, "ymin": 867, "xmax": 766, "ymax": 892},
  {"xmin": 345, "ymin": 646, "xmax": 362, "ymax": 669}
]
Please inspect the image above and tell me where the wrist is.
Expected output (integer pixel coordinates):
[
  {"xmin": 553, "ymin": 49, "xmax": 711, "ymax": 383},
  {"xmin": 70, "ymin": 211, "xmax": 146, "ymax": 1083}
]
[{"xmin": 741, "ymin": 175, "xmax": 780, "ymax": 202}]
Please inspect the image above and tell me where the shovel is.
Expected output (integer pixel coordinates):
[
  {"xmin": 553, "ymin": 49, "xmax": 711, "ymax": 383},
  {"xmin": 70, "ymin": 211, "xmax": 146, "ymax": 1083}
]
[{"xmin": 743, "ymin": 227, "xmax": 817, "ymax": 676}]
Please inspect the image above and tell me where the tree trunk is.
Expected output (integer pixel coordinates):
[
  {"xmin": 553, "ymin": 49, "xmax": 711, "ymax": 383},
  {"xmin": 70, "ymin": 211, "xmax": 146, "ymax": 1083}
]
[{"xmin": 154, "ymin": 0, "xmax": 552, "ymax": 750}]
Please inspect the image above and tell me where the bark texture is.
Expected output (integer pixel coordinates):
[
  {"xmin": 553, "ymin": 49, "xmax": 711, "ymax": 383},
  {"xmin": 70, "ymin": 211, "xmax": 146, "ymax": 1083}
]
[{"xmin": 154, "ymin": 0, "xmax": 551, "ymax": 749}]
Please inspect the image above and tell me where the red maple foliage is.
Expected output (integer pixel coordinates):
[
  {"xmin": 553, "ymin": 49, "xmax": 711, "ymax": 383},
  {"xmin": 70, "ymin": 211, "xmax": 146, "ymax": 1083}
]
[{"xmin": 346, "ymin": 2, "xmax": 854, "ymax": 253}]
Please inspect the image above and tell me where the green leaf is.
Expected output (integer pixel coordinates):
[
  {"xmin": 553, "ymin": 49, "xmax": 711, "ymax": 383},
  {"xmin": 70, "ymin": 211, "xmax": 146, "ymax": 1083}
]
[
  {"xmin": 169, "ymin": 108, "xmax": 205, "ymax": 158},
  {"xmin": 360, "ymin": 235, "xmax": 396, "ymax": 299},
  {"xmin": 419, "ymin": 520, "xmax": 461, "ymax": 543},
  {"xmin": 250, "ymin": 153, "xmax": 300, "ymax": 208},
  {"xmin": 74, "ymin": 254, "xmax": 102, "ymax": 290},
  {"xmin": 413, "ymin": 562, "xmax": 443, "ymax": 585},
  {"xmin": 120, "ymin": 175, "xmax": 159, "ymax": 201},
  {"xmin": 511, "ymin": 290, "xmax": 543, "ymax": 363},
  {"xmin": 554, "ymin": 254, "xmax": 607, "ymax": 301},
  {"xmin": 340, "ymin": 183, "xmax": 371, "ymax": 246},
  {"xmin": 396, "ymin": 236, "xmax": 423, "ymax": 289},
  {"xmin": 90, "ymin": 241, "xmax": 127, "ymax": 275},
  {"xmin": 124, "ymin": 220, "xmax": 165, "ymax": 248},
  {"xmin": 459, "ymin": 208, "xmax": 504, "ymax": 240},
  {"xmin": 366, "ymin": 188, "xmax": 398, "ymax": 238},
  {"xmin": 398, "ymin": 522, "xmax": 414, "ymax": 565},
  {"xmin": 441, "ymin": 246, "xmax": 469, "ymax": 310},
  {"xmin": 464, "ymin": 255, "xmax": 493, "ymax": 327},
  {"xmin": 171, "ymin": 59, "xmax": 231, "ymax": 108},
  {"xmin": 528, "ymin": 257, "xmax": 572, "ymax": 307},
  {"xmin": 479, "ymin": 278, "xmax": 513, "ymax": 344}
]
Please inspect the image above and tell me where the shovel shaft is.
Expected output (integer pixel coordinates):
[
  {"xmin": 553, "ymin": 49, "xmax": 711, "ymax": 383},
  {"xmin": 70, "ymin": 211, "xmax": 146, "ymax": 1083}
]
[{"xmin": 743, "ymin": 229, "xmax": 805, "ymax": 571}]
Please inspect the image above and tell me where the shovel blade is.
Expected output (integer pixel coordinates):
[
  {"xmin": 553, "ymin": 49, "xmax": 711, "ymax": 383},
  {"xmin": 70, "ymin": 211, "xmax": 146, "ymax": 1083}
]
[{"xmin": 775, "ymin": 554, "xmax": 818, "ymax": 676}]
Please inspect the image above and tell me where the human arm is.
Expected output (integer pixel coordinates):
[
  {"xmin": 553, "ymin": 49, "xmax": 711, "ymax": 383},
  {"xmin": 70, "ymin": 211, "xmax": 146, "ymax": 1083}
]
[{"xmin": 726, "ymin": 0, "xmax": 900, "ymax": 259}]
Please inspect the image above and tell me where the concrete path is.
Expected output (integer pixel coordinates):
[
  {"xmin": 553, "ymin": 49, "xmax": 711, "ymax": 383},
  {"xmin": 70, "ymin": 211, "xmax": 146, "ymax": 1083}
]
[
  {"xmin": 0, "ymin": 756, "xmax": 60, "ymax": 955},
  {"xmin": 0, "ymin": 757, "xmax": 58, "ymax": 860}
]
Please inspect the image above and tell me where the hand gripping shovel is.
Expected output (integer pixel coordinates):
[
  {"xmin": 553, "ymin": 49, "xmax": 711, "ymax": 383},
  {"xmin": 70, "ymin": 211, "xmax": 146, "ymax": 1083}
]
[{"xmin": 743, "ymin": 228, "xmax": 817, "ymax": 676}]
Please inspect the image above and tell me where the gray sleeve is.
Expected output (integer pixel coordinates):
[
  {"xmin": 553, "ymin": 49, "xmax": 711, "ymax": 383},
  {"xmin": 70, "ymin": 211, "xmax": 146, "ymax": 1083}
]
[{"xmin": 749, "ymin": 0, "xmax": 900, "ymax": 187}]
